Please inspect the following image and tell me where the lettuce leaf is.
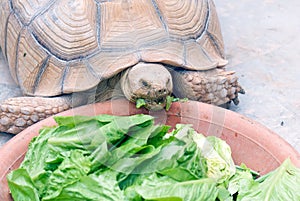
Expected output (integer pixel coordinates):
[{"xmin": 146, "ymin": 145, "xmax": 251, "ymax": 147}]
[
  {"xmin": 125, "ymin": 173, "xmax": 218, "ymax": 201},
  {"xmin": 192, "ymin": 131, "xmax": 236, "ymax": 183},
  {"xmin": 48, "ymin": 114, "xmax": 154, "ymax": 153},
  {"xmin": 136, "ymin": 99, "xmax": 146, "ymax": 109},
  {"xmin": 42, "ymin": 150, "xmax": 91, "ymax": 200},
  {"xmin": 227, "ymin": 164, "xmax": 257, "ymax": 196},
  {"xmin": 150, "ymin": 124, "xmax": 235, "ymax": 183},
  {"xmin": 53, "ymin": 114, "xmax": 114, "ymax": 127},
  {"xmin": 237, "ymin": 158, "xmax": 300, "ymax": 201},
  {"xmin": 7, "ymin": 168, "xmax": 40, "ymax": 201},
  {"xmin": 18, "ymin": 127, "xmax": 57, "ymax": 195},
  {"xmin": 132, "ymin": 125, "xmax": 207, "ymax": 181},
  {"xmin": 46, "ymin": 170, "xmax": 125, "ymax": 201}
]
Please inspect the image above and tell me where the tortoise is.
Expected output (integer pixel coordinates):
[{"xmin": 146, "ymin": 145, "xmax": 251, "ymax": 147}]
[{"xmin": 0, "ymin": 0, "xmax": 244, "ymax": 134}]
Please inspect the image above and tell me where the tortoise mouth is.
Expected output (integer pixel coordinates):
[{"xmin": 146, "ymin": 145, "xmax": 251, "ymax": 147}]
[
  {"xmin": 132, "ymin": 93, "xmax": 168, "ymax": 110},
  {"xmin": 145, "ymin": 97, "xmax": 166, "ymax": 110}
]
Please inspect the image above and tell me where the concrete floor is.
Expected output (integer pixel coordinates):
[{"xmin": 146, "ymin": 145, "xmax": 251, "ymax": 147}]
[
  {"xmin": 0, "ymin": 0, "xmax": 299, "ymax": 152},
  {"xmin": 215, "ymin": 0, "xmax": 300, "ymax": 152}
]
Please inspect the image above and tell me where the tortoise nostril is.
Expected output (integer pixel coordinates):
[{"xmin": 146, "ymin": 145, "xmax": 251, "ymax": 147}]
[{"xmin": 158, "ymin": 89, "xmax": 167, "ymax": 94}]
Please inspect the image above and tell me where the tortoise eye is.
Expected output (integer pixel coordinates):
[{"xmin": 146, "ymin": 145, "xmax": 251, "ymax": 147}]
[{"xmin": 141, "ymin": 80, "xmax": 150, "ymax": 87}]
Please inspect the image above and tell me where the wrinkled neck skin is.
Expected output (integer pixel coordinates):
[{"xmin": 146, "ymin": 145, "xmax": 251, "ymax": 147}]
[{"xmin": 120, "ymin": 62, "xmax": 173, "ymax": 110}]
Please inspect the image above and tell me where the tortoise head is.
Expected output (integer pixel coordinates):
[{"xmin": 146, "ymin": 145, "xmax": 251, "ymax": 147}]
[{"xmin": 121, "ymin": 63, "xmax": 173, "ymax": 110}]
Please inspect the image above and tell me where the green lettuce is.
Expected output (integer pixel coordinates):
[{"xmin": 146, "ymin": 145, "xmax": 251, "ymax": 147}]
[
  {"xmin": 6, "ymin": 114, "xmax": 300, "ymax": 201},
  {"xmin": 42, "ymin": 150, "xmax": 91, "ymax": 200},
  {"xmin": 125, "ymin": 173, "xmax": 219, "ymax": 201},
  {"xmin": 140, "ymin": 124, "xmax": 236, "ymax": 183},
  {"xmin": 7, "ymin": 168, "xmax": 40, "ymax": 201},
  {"xmin": 134, "ymin": 124, "xmax": 208, "ymax": 181},
  {"xmin": 136, "ymin": 99, "xmax": 147, "ymax": 109},
  {"xmin": 237, "ymin": 159, "xmax": 300, "ymax": 201},
  {"xmin": 227, "ymin": 164, "xmax": 258, "ymax": 196},
  {"xmin": 193, "ymin": 134, "xmax": 236, "ymax": 183},
  {"xmin": 46, "ymin": 170, "xmax": 125, "ymax": 201}
]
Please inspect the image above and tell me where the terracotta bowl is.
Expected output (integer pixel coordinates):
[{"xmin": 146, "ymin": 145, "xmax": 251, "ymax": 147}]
[{"xmin": 0, "ymin": 99, "xmax": 299, "ymax": 200}]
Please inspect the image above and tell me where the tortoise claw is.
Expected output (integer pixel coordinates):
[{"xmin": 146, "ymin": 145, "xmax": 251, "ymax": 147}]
[
  {"xmin": 238, "ymin": 86, "xmax": 246, "ymax": 94},
  {"xmin": 233, "ymin": 97, "xmax": 240, "ymax": 105}
]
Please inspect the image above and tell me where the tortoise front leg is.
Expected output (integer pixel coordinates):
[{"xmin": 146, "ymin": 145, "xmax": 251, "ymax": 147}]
[
  {"xmin": 0, "ymin": 94, "xmax": 87, "ymax": 134},
  {"xmin": 170, "ymin": 68, "xmax": 245, "ymax": 108}
]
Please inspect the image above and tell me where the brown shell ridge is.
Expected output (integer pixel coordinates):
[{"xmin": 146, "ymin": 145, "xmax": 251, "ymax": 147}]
[
  {"xmin": 196, "ymin": 0, "xmax": 226, "ymax": 61},
  {"xmin": 29, "ymin": 0, "xmax": 99, "ymax": 61},
  {"xmin": 150, "ymin": 0, "xmax": 168, "ymax": 32},
  {"xmin": 197, "ymin": 0, "xmax": 210, "ymax": 41},
  {"xmin": 13, "ymin": 26, "xmax": 25, "ymax": 90},
  {"xmin": 5, "ymin": 12, "xmax": 23, "ymax": 83},
  {"xmin": 11, "ymin": 0, "xmax": 57, "ymax": 26},
  {"xmin": 2, "ymin": 1, "xmax": 14, "ymax": 61},
  {"xmin": 15, "ymin": 27, "xmax": 49, "ymax": 95},
  {"xmin": 99, "ymin": 37, "xmax": 170, "ymax": 53},
  {"xmin": 8, "ymin": 0, "xmax": 13, "ymax": 11},
  {"xmin": 60, "ymin": 64, "xmax": 70, "ymax": 94},
  {"xmin": 32, "ymin": 55, "xmax": 50, "ymax": 94},
  {"xmin": 30, "ymin": 26, "xmax": 100, "ymax": 63},
  {"xmin": 139, "ymin": 1, "xmax": 210, "ymax": 43},
  {"xmin": 8, "ymin": 0, "xmax": 79, "ymax": 91},
  {"xmin": 84, "ymin": 59, "xmax": 102, "ymax": 80},
  {"xmin": 182, "ymin": 42, "xmax": 187, "ymax": 67},
  {"xmin": 206, "ymin": 32, "xmax": 224, "ymax": 60},
  {"xmin": 204, "ymin": 0, "xmax": 225, "ymax": 59},
  {"xmin": 30, "ymin": 32, "xmax": 57, "ymax": 60},
  {"xmin": 95, "ymin": 2, "xmax": 101, "ymax": 49},
  {"xmin": 3, "ymin": 12, "xmax": 12, "ymax": 62}
]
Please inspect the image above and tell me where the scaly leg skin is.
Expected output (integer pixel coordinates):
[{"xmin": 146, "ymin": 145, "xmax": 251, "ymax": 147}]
[
  {"xmin": 170, "ymin": 68, "xmax": 245, "ymax": 108},
  {"xmin": 0, "ymin": 95, "xmax": 76, "ymax": 134}
]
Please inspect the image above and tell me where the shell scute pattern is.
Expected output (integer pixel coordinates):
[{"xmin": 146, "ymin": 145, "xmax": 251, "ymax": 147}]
[{"xmin": 2, "ymin": 0, "xmax": 226, "ymax": 97}]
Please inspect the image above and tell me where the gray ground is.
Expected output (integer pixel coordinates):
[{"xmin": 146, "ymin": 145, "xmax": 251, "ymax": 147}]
[{"xmin": 0, "ymin": 0, "xmax": 299, "ymax": 152}]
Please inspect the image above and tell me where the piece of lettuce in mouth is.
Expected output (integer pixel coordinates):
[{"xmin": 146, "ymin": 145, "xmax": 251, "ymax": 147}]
[
  {"xmin": 136, "ymin": 98, "xmax": 147, "ymax": 109},
  {"xmin": 136, "ymin": 96, "xmax": 188, "ymax": 110},
  {"xmin": 166, "ymin": 96, "xmax": 188, "ymax": 111}
]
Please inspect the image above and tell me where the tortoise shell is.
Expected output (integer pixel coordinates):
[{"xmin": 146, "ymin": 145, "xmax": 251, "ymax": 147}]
[{"xmin": 0, "ymin": 0, "xmax": 227, "ymax": 97}]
